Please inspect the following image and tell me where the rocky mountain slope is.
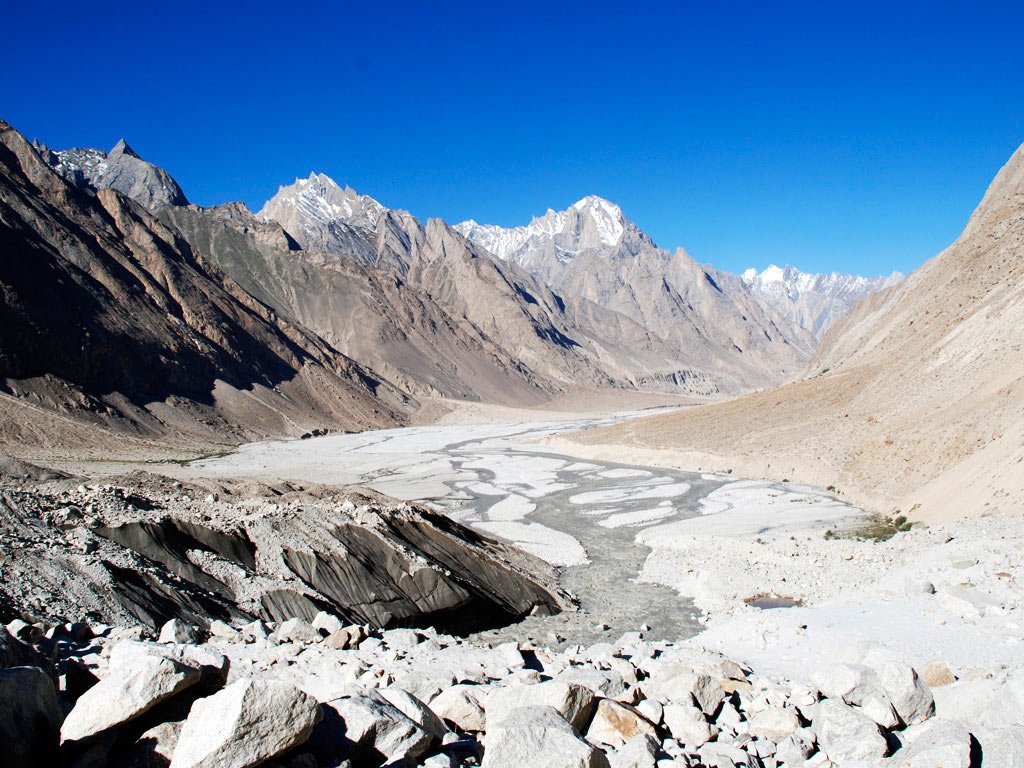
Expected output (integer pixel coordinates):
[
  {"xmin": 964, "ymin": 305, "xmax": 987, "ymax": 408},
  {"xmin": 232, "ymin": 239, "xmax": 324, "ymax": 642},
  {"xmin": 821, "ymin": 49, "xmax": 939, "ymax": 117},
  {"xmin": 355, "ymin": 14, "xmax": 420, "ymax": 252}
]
[
  {"xmin": 37, "ymin": 137, "xmax": 189, "ymax": 210},
  {"xmin": 565, "ymin": 143, "xmax": 1024, "ymax": 522},
  {"xmin": 457, "ymin": 198, "xmax": 818, "ymax": 390},
  {"xmin": 0, "ymin": 121, "xmax": 411, "ymax": 453},
  {"xmin": 741, "ymin": 264, "xmax": 904, "ymax": 339}
]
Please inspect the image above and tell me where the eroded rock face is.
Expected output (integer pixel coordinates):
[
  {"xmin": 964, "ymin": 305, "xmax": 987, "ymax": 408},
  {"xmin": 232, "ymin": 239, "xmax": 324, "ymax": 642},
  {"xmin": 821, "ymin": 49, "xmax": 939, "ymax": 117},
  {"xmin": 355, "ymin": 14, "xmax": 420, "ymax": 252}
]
[
  {"xmin": 0, "ymin": 474, "xmax": 566, "ymax": 636},
  {"xmin": 170, "ymin": 678, "xmax": 321, "ymax": 768}
]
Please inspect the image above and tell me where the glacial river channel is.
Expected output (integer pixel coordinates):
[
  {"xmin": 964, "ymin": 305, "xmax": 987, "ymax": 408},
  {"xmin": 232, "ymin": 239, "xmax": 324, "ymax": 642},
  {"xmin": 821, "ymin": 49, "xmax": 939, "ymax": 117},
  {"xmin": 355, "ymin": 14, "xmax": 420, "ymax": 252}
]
[{"xmin": 193, "ymin": 411, "xmax": 725, "ymax": 647}]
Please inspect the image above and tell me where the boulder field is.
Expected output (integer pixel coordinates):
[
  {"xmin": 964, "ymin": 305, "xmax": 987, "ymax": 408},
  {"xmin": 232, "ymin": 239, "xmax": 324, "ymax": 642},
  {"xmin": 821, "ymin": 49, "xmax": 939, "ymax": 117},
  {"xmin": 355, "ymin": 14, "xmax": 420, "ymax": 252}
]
[{"xmin": 2, "ymin": 607, "xmax": 1013, "ymax": 768}]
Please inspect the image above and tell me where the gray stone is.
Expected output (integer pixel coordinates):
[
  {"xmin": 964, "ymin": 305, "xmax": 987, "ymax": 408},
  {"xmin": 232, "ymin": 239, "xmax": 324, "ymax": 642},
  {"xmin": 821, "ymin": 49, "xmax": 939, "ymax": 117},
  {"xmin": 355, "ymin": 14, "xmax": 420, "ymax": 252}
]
[
  {"xmin": 862, "ymin": 650, "xmax": 935, "ymax": 726},
  {"xmin": 62, "ymin": 654, "xmax": 201, "ymax": 743},
  {"xmin": 323, "ymin": 625, "xmax": 367, "ymax": 651},
  {"xmin": 158, "ymin": 619, "xmax": 204, "ymax": 645},
  {"xmin": 311, "ymin": 611, "xmax": 344, "ymax": 635},
  {"xmin": 607, "ymin": 734, "xmax": 659, "ymax": 768},
  {"xmin": 273, "ymin": 618, "xmax": 320, "ymax": 644},
  {"xmin": 748, "ymin": 706, "xmax": 800, "ymax": 742},
  {"xmin": 170, "ymin": 678, "xmax": 321, "ymax": 768},
  {"xmin": 812, "ymin": 699, "xmax": 889, "ymax": 763},
  {"xmin": 379, "ymin": 686, "xmax": 449, "ymax": 739},
  {"xmin": 313, "ymin": 691, "xmax": 432, "ymax": 764},
  {"xmin": 663, "ymin": 703, "xmax": 714, "ymax": 747},
  {"xmin": 486, "ymin": 680, "xmax": 597, "ymax": 731},
  {"xmin": 430, "ymin": 684, "xmax": 488, "ymax": 732},
  {"xmin": 482, "ymin": 705, "xmax": 609, "ymax": 768},
  {"xmin": 889, "ymin": 718, "xmax": 971, "ymax": 767}
]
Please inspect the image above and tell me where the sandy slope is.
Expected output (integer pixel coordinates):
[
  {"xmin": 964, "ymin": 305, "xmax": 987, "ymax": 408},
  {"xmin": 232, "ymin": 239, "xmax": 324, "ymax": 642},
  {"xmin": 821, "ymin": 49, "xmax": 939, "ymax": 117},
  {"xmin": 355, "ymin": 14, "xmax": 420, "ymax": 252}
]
[{"xmin": 556, "ymin": 144, "xmax": 1024, "ymax": 523}]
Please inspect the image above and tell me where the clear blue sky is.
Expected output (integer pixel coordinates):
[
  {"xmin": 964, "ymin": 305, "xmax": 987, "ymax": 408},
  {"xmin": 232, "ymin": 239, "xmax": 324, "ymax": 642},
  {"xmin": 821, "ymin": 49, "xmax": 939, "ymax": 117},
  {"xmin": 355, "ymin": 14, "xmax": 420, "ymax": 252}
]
[{"xmin": 6, "ymin": 1, "xmax": 1023, "ymax": 276}]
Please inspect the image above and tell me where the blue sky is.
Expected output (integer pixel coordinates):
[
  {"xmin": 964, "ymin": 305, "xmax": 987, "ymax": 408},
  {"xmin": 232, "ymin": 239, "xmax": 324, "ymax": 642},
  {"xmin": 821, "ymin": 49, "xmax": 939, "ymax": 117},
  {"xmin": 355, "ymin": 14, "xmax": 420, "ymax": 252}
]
[{"xmin": 6, "ymin": 1, "xmax": 1023, "ymax": 275}]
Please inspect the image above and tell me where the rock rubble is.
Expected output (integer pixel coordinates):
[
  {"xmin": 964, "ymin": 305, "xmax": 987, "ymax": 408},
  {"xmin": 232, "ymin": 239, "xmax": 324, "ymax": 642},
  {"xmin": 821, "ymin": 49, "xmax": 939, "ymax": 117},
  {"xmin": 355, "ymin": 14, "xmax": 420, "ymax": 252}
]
[{"xmin": 0, "ymin": 608, "xmax": 994, "ymax": 768}]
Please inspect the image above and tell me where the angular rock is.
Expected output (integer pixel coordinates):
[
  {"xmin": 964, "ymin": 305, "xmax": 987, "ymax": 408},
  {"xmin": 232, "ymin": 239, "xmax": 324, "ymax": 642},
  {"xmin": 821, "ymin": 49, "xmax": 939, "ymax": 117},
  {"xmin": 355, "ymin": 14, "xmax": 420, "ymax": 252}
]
[
  {"xmin": 917, "ymin": 660, "xmax": 956, "ymax": 688},
  {"xmin": 482, "ymin": 705, "xmax": 609, "ymax": 768},
  {"xmin": 119, "ymin": 719, "xmax": 182, "ymax": 768},
  {"xmin": 62, "ymin": 654, "xmax": 201, "ymax": 743},
  {"xmin": 170, "ymin": 678, "xmax": 321, "ymax": 768},
  {"xmin": 748, "ymin": 706, "xmax": 800, "ymax": 742},
  {"xmin": 274, "ymin": 618, "xmax": 320, "ymax": 644},
  {"xmin": 0, "ymin": 626, "xmax": 41, "ymax": 669},
  {"xmin": 379, "ymin": 686, "xmax": 449, "ymax": 739},
  {"xmin": 310, "ymin": 611, "xmax": 344, "ymax": 635},
  {"xmin": 209, "ymin": 620, "xmax": 240, "ymax": 641},
  {"xmin": 0, "ymin": 666, "xmax": 62, "ymax": 768},
  {"xmin": 486, "ymin": 680, "xmax": 597, "ymax": 731},
  {"xmin": 323, "ymin": 625, "xmax": 367, "ymax": 651},
  {"xmin": 862, "ymin": 651, "xmax": 935, "ymax": 726},
  {"xmin": 607, "ymin": 734, "xmax": 659, "ymax": 768},
  {"xmin": 585, "ymin": 699, "xmax": 657, "ymax": 749},
  {"xmin": 775, "ymin": 729, "xmax": 815, "ymax": 765},
  {"xmin": 158, "ymin": 619, "xmax": 204, "ymax": 645},
  {"xmin": 310, "ymin": 691, "xmax": 431, "ymax": 765},
  {"xmin": 812, "ymin": 663, "xmax": 900, "ymax": 728},
  {"xmin": 663, "ymin": 703, "xmax": 714, "ymax": 747},
  {"xmin": 645, "ymin": 667, "xmax": 724, "ymax": 716},
  {"xmin": 430, "ymin": 684, "xmax": 488, "ymax": 732},
  {"xmin": 812, "ymin": 699, "xmax": 889, "ymax": 763},
  {"xmin": 890, "ymin": 718, "xmax": 972, "ymax": 767},
  {"xmin": 557, "ymin": 667, "xmax": 627, "ymax": 699}
]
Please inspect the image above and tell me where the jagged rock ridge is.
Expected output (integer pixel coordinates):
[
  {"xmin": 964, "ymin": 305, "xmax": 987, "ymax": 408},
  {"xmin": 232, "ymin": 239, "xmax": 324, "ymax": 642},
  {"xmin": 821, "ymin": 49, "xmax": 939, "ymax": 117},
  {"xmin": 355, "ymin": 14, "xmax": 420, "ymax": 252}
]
[
  {"xmin": 0, "ymin": 120, "xmax": 411, "ymax": 450},
  {"xmin": 741, "ymin": 264, "xmax": 904, "ymax": 339}
]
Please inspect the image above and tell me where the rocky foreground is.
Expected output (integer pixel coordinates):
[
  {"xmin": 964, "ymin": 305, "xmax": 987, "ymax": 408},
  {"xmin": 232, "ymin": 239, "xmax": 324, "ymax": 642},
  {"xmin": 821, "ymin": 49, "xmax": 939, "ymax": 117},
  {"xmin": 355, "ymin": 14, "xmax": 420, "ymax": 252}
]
[{"xmin": 1, "ymin": 598, "xmax": 997, "ymax": 768}]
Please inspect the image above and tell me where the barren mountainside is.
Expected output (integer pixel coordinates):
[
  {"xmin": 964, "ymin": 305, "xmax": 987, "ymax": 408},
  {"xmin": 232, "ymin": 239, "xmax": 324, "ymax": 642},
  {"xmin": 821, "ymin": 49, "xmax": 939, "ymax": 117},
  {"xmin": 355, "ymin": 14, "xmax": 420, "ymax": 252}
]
[
  {"xmin": 0, "ymin": 121, "xmax": 410, "ymax": 453},
  {"xmin": 569, "ymin": 143, "xmax": 1024, "ymax": 522},
  {"xmin": 457, "ymin": 198, "xmax": 819, "ymax": 390}
]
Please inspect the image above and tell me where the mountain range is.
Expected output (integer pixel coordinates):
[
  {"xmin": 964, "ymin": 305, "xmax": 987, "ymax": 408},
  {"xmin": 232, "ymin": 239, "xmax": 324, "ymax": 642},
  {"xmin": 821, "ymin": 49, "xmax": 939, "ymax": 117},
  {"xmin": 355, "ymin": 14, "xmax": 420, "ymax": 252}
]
[
  {"xmin": 570, "ymin": 142, "xmax": 1024, "ymax": 521},
  {"xmin": 741, "ymin": 264, "xmax": 904, "ymax": 339},
  {"xmin": 1, "ymin": 119, "xmax": 899, "ymax": 450}
]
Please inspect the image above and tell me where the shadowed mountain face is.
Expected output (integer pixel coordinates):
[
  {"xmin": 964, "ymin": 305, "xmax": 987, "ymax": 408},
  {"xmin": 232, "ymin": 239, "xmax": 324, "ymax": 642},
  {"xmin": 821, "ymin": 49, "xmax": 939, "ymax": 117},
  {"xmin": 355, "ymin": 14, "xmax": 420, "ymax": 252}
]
[{"xmin": 0, "ymin": 121, "xmax": 411, "ymax": 448}]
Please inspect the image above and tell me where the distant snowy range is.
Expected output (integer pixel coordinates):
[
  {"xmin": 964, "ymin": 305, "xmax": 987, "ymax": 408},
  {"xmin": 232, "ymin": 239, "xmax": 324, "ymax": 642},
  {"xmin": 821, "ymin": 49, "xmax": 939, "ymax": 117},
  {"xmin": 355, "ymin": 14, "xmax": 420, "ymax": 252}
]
[{"xmin": 741, "ymin": 264, "xmax": 904, "ymax": 340}]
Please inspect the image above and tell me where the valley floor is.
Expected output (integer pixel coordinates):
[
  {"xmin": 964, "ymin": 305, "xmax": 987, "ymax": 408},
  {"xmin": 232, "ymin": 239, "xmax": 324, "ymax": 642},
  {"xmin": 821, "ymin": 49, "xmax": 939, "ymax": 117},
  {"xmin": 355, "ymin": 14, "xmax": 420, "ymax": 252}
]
[{"xmin": 14, "ymin": 400, "xmax": 1024, "ymax": 764}]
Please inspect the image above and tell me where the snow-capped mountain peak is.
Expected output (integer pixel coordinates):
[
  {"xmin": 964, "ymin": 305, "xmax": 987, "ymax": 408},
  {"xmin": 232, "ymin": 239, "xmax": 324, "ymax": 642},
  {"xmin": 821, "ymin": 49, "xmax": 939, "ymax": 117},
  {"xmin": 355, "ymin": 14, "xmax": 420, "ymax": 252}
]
[
  {"xmin": 453, "ymin": 194, "xmax": 636, "ymax": 277},
  {"xmin": 742, "ymin": 264, "xmax": 904, "ymax": 338},
  {"xmin": 259, "ymin": 172, "xmax": 385, "ymax": 232}
]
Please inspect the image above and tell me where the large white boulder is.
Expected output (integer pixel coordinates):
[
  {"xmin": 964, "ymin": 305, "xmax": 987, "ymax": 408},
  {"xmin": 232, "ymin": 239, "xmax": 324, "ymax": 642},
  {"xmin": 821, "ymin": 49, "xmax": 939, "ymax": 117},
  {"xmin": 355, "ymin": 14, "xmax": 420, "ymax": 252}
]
[
  {"xmin": 486, "ymin": 680, "xmax": 597, "ymax": 731},
  {"xmin": 62, "ymin": 654, "xmax": 201, "ymax": 743},
  {"xmin": 748, "ymin": 706, "xmax": 801, "ymax": 742},
  {"xmin": 662, "ymin": 702, "xmax": 715, "ymax": 747},
  {"xmin": 379, "ymin": 686, "xmax": 449, "ymax": 739},
  {"xmin": 812, "ymin": 699, "xmax": 890, "ymax": 763},
  {"xmin": 313, "ymin": 691, "xmax": 432, "ymax": 764},
  {"xmin": 643, "ymin": 666, "xmax": 723, "ymax": 716},
  {"xmin": 482, "ymin": 705, "xmax": 609, "ymax": 768},
  {"xmin": 170, "ymin": 678, "xmax": 321, "ymax": 768},
  {"xmin": 606, "ymin": 734, "xmax": 659, "ymax": 768},
  {"xmin": 430, "ymin": 684, "xmax": 489, "ymax": 732},
  {"xmin": 862, "ymin": 650, "xmax": 935, "ymax": 726},
  {"xmin": 890, "ymin": 718, "xmax": 972, "ymax": 767}
]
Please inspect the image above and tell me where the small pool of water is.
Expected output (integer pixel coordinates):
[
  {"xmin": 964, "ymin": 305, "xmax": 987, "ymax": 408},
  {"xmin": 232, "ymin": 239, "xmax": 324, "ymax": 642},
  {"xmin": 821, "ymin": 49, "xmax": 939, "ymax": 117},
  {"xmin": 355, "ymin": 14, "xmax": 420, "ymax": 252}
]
[{"xmin": 745, "ymin": 595, "xmax": 804, "ymax": 610}]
